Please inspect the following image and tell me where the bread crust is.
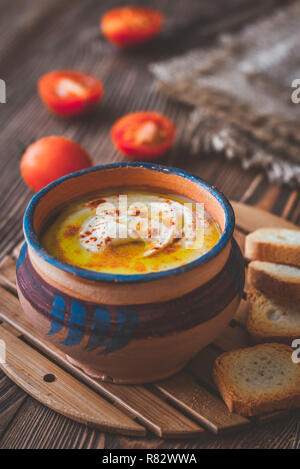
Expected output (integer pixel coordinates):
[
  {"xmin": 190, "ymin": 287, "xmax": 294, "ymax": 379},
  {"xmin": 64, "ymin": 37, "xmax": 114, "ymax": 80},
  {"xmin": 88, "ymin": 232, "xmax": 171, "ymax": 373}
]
[
  {"xmin": 213, "ymin": 344, "xmax": 300, "ymax": 417},
  {"xmin": 245, "ymin": 229, "xmax": 300, "ymax": 267},
  {"xmin": 247, "ymin": 288, "xmax": 300, "ymax": 344},
  {"xmin": 248, "ymin": 262, "xmax": 300, "ymax": 302},
  {"xmin": 246, "ymin": 242, "xmax": 300, "ymax": 267}
]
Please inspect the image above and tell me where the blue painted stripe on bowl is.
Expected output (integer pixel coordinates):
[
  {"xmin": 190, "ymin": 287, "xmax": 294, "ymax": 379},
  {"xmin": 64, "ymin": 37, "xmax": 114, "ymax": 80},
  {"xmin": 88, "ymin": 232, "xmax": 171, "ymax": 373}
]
[
  {"xmin": 60, "ymin": 299, "xmax": 86, "ymax": 346},
  {"xmin": 97, "ymin": 307, "xmax": 139, "ymax": 356},
  {"xmin": 23, "ymin": 162, "xmax": 235, "ymax": 284},
  {"xmin": 17, "ymin": 240, "xmax": 244, "ymax": 340},
  {"xmin": 48, "ymin": 295, "xmax": 65, "ymax": 336},
  {"xmin": 16, "ymin": 242, "xmax": 27, "ymax": 271},
  {"xmin": 85, "ymin": 307, "xmax": 111, "ymax": 351}
]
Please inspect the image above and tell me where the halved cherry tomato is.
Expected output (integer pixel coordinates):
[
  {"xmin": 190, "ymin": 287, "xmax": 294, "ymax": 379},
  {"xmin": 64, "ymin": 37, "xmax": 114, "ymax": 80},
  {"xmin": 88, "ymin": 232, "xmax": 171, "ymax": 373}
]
[
  {"xmin": 111, "ymin": 111, "xmax": 175, "ymax": 160},
  {"xmin": 20, "ymin": 136, "xmax": 92, "ymax": 192},
  {"xmin": 38, "ymin": 70, "xmax": 103, "ymax": 118},
  {"xmin": 101, "ymin": 7, "xmax": 163, "ymax": 48}
]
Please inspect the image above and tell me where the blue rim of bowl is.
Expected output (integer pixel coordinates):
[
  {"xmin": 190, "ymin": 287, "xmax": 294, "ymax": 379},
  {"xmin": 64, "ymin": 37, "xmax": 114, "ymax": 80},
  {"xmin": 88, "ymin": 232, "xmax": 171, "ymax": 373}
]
[{"xmin": 23, "ymin": 162, "xmax": 235, "ymax": 284}]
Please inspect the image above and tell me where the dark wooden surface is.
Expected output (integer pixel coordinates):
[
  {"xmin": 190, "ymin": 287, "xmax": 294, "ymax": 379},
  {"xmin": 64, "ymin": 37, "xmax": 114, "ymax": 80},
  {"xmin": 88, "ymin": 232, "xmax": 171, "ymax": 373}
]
[{"xmin": 0, "ymin": 0, "xmax": 299, "ymax": 449}]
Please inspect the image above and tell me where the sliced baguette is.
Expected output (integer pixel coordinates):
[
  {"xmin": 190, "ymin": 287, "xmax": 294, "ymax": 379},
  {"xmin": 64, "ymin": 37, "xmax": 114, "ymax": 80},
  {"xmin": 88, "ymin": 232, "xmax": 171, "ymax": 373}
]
[
  {"xmin": 248, "ymin": 260, "xmax": 300, "ymax": 302},
  {"xmin": 245, "ymin": 228, "xmax": 300, "ymax": 266},
  {"xmin": 247, "ymin": 288, "xmax": 300, "ymax": 344},
  {"xmin": 213, "ymin": 343, "xmax": 300, "ymax": 416}
]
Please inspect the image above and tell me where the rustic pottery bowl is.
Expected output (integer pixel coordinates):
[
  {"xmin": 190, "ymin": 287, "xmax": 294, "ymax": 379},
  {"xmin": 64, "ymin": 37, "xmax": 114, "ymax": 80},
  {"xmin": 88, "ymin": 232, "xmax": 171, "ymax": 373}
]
[{"xmin": 17, "ymin": 163, "xmax": 245, "ymax": 384}]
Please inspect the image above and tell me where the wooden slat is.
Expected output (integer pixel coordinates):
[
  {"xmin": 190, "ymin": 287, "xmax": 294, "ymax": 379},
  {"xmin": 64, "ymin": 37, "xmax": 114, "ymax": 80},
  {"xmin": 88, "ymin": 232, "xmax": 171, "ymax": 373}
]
[
  {"xmin": 0, "ymin": 326, "xmax": 145, "ymax": 437},
  {"xmin": 255, "ymin": 410, "xmax": 291, "ymax": 424},
  {"xmin": 0, "ymin": 286, "xmax": 203, "ymax": 438},
  {"xmin": 155, "ymin": 371, "xmax": 249, "ymax": 434},
  {"xmin": 255, "ymin": 186, "xmax": 281, "ymax": 212},
  {"xmin": 231, "ymin": 201, "xmax": 300, "ymax": 233},
  {"xmin": 1, "ymin": 199, "xmax": 299, "ymax": 440},
  {"xmin": 100, "ymin": 383, "xmax": 204, "ymax": 439},
  {"xmin": 233, "ymin": 228, "xmax": 246, "ymax": 253},
  {"xmin": 0, "ymin": 257, "xmax": 16, "ymax": 292},
  {"xmin": 183, "ymin": 343, "xmax": 291, "ymax": 429},
  {"xmin": 0, "ymin": 395, "xmax": 106, "ymax": 449},
  {"xmin": 12, "ymin": 242, "xmax": 23, "ymax": 261},
  {"xmin": 0, "ymin": 370, "xmax": 27, "ymax": 439}
]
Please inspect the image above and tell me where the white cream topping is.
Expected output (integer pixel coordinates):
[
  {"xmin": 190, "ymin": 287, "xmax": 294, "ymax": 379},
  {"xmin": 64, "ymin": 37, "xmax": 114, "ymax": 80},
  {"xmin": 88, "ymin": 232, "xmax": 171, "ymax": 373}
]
[{"xmin": 79, "ymin": 194, "xmax": 207, "ymax": 256}]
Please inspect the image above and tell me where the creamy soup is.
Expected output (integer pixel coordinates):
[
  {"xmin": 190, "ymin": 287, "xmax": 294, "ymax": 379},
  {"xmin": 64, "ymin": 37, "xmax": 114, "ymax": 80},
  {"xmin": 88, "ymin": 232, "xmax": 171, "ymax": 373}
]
[{"xmin": 41, "ymin": 190, "xmax": 221, "ymax": 275}]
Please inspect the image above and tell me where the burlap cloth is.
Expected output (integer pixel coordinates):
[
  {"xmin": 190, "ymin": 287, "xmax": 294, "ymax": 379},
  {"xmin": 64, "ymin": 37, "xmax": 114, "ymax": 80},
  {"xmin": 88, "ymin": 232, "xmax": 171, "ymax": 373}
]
[{"xmin": 150, "ymin": 1, "xmax": 300, "ymax": 186}]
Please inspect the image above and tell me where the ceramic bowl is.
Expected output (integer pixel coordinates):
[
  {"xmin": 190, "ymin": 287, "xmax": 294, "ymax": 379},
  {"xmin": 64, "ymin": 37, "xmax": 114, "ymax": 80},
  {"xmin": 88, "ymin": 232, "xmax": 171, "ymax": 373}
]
[{"xmin": 16, "ymin": 163, "xmax": 245, "ymax": 384}]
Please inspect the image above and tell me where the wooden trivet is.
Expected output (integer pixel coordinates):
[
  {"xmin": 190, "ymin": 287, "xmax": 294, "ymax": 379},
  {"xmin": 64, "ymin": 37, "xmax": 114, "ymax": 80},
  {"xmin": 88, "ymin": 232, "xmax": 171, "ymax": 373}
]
[{"xmin": 0, "ymin": 202, "xmax": 297, "ymax": 438}]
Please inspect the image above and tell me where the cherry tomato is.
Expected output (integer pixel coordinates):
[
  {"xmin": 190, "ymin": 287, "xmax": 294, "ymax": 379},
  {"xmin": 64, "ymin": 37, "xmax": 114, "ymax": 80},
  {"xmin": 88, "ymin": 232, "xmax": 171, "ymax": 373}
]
[
  {"xmin": 38, "ymin": 71, "xmax": 103, "ymax": 118},
  {"xmin": 111, "ymin": 111, "xmax": 175, "ymax": 160},
  {"xmin": 101, "ymin": 7, "xmax": 163, "ymax": 48},
  {"xmin": 20, "ymin": 136, "xmax": 92, "ymax": 192}
]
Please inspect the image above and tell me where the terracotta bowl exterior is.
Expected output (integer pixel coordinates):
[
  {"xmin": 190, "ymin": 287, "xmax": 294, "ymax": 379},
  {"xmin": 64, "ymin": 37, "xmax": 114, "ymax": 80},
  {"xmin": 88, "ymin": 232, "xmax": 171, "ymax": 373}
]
[{"xmin": 16, "ymin": 163, "xmax": 245, "ymax": 384}]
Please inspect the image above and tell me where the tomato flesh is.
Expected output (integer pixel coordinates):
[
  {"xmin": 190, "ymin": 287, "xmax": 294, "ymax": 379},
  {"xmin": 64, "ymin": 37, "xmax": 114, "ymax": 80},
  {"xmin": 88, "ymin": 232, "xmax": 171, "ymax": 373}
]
[
  {"xmin": 20, "ymin": 136, "xmax": 92, "ymax": 192},
  {"xmin": 101, "ymin": 7, "xmax": 163, "ymax": 47},
  {"xmin": 56, "ymin": 78, "xmax": 90, "ymax": 99},
  {"xmin": 111, "ymin": 112, "xmax": 175, "ymax": 160},
  {"xmin": 38, "ymin": 71, "xmax": 103, "ymax": 118}
]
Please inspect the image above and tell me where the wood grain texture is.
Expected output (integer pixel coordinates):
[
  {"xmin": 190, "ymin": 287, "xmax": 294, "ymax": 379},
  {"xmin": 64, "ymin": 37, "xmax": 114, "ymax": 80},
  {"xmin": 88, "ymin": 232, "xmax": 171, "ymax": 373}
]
[
  {"xmin": 1, "ymin": 201, "xmax": 297, "ymax": 441},
  {"xmin": 0, "ymin": 371, "xmax": 27, "ymax": 440},
  {"xmin": 0, "ymin": 326, "xmax": 145, "ymax": 437},
  {"xmin": 0, "ymin": 286, "xmax": 204, "ymax": 439},
  {"xmin": 0, "ymin": 198, "xmax": 297, "ymax": 442},
  {"xmin": 1, "ymin": 0, "xmax": 300, "ymax": 264},
  {"xmin": 155, "ymin": 372, "xmax": 250, "ymax": 434},
  {"xmin": 0, "ymin": 397, "xmax": 106, "ymax": 449},
  {"xmin": 232, "ymin": 202, "xmax": 300, "ymax": 233},
  {"xmin": 0, "ymin": 257, "xmax": 16, "ymax": 292},
  {"xmin": 1, "ymin": 205, "xmax": 299, "ymax": 447},
  {"xmin": 1, "ymin": 0, "xmax": 300, "ymax": 450}
]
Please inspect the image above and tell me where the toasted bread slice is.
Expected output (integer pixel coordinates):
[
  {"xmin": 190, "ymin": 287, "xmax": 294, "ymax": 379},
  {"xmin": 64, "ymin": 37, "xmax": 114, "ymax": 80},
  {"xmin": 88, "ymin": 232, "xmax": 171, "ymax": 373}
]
[
  {"xmin": 213, "ymin": 343, "xmax": 300, "ymax": 416},
  {"xmin": 245, "ymin": 228, "xmax": 300, "ymax": 266},
  {"xmin": 247, "ymin": 288, "xmax": 300, "ymax": 344},
  {"xmin": 248, "ymin": 261, "xmax": 300, "ymax": 302}
]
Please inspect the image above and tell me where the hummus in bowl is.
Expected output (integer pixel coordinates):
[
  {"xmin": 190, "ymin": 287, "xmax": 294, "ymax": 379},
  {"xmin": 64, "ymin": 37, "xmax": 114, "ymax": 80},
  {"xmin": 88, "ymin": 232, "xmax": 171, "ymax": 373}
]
[
  {"xmin": 17, "ymin": 163, "xmax": 244, "ymax": 383},
  {"xmin": 41, "ymin": 191, "xmax": 221, "ymax": 275}
]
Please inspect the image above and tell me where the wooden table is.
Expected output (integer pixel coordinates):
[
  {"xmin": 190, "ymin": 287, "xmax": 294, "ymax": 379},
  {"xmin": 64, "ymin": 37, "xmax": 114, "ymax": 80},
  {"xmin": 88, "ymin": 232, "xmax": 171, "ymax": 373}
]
[{"xmin": 0, "ymin": 0, "xmax": 299, "ymax": 449}]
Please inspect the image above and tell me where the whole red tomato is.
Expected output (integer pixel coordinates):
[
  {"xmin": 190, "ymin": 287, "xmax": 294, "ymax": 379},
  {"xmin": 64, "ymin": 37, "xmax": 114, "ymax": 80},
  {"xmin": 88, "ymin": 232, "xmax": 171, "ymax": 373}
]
[
  {"xmin": 20, "ymin": 136, "xmax": 92, "ymax": 192},
  {"xmin": 101, "ymin": 7, "xmax": 163, "ymax": 48},
  {"xmin": 38, "ymin": 70, "xmax": 103, "ymax": 118},
  {"xmin": 111, "ymin": 111, "xmax": 175, "ymax": 160}
]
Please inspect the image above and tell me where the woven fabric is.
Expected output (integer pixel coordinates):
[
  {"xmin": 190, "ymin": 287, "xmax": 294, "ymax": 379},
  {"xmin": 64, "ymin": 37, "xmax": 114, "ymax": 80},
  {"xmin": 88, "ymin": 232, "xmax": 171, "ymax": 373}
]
[{"xmin": 150, "ymin": 1, "xmax": 300, "ymax": 186}]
